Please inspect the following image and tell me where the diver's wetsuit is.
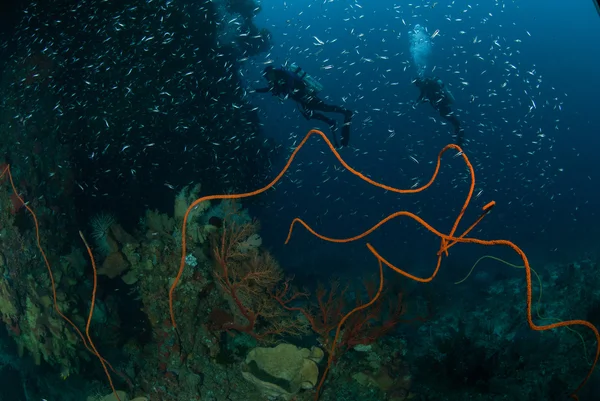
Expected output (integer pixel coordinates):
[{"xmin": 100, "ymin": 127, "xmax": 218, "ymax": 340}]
[
  {"xmin": 415, "ymin": 77, "xmax": 464, "ymax": 146},
  {"xmin": 256, "ymin": 67, "xmax": 353, "ymax": 147}
]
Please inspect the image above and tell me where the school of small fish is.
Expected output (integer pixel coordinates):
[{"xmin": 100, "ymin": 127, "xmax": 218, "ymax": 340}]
[{"xmin": 0, "ymin": 0, "xmax": 571, "ymax": 242}]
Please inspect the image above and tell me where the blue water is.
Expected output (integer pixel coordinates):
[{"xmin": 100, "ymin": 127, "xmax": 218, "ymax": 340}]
[{"xmin": 246, "ymin": 1, "xmax": 600, "ymax": 280}]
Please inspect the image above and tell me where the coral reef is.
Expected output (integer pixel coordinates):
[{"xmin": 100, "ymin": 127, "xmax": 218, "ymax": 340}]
[
  {"xmin": 0, "ymin": 189, "xmax": 88, "ymax": 377},
  {"xmin": 408, "ymin": 256, "xmax": 600, "ymax": 400},
  {"xmin": 0, "ymin": 0, "xmax": 277, "ymax": 399},
  {"xmin": 3, "ymin": 137, "xmax": 600, "ymax": 401},
  {"xmin": 94, "ymin": 192, "xmax": 265, "ymax": 400}
]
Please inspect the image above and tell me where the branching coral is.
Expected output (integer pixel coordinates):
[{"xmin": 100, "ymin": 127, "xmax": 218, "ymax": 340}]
[
  {"xmin": 275, "ymin": 277, "xmax": 406, "ymax": 360},
  {"xmin": 210, "ymin": 217, "xmax": 308, "ymax": 341}
]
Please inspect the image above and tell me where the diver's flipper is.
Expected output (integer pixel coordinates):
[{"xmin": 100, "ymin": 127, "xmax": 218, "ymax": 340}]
[
  {"xmin": 453, "ymin": 128, "xmax": 465, "ymax": 147},
  {"xmin": 341, "ymin": 125, "xmax": 350, "ymax": 147},
  {"xmin": 340, "ymin": 110, "xmax": 353, "ymax": 147},
  {"xmin": 332, "ymin": 135, "xmax": 340, "ymax": 148},
  {"xmin": 327, "ymin": 120, "xmax": 340, "ymax": 148}
]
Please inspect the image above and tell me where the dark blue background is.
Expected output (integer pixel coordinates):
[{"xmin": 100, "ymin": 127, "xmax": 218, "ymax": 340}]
[{"xmin": 240, "ymin": 1, "xmax": 600, "ymax": 284}]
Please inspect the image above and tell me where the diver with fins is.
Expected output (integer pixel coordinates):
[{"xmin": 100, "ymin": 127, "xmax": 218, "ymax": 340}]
[
  {"xmin": 255, "ymin": 64, "xmax": 354, "ymax": 148},
  {"xmin": 413, "ymin": 76, "xmax": 465, "ymax": 146}
]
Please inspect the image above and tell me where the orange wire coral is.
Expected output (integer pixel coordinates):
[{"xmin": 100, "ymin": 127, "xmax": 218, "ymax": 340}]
[
  {"xmin": 170, "ymin": 128, "xmax": 600, "ymax": 401},
  {"xmin": 0, "ymin": 164, "xmax": 122, "ymax": 401}
]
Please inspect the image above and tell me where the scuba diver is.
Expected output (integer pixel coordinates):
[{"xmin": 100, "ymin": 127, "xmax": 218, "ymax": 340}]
[
  {"xmin": 413, "ymin": 76, "xmax": 465, "ymax": 146},
  {"xmin": 255, "ymin": 64, "xmax": 354, "ymax": 147}
]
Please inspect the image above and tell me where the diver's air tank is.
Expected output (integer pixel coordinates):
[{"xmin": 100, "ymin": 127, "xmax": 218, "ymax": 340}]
[
  {"xmin": 437, "ymin": 79, "xmax": 456, "ymax": 104},
  {"xmin": 289, "ymin": 63, "xmax": 323, "ymax": 94}
]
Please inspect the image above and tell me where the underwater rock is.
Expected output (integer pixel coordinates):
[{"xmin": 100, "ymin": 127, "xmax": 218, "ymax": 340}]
[
  {"xmin": 121, "ymin": 269, "xmax": 138, "ymax": 285},
  {"xmin": 241, "ymin": 343, "xmax": 322, "ymax": 400},
  {"xmin": 98, "ymin": 252, "xmax": 130, "ymax": 279}
]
